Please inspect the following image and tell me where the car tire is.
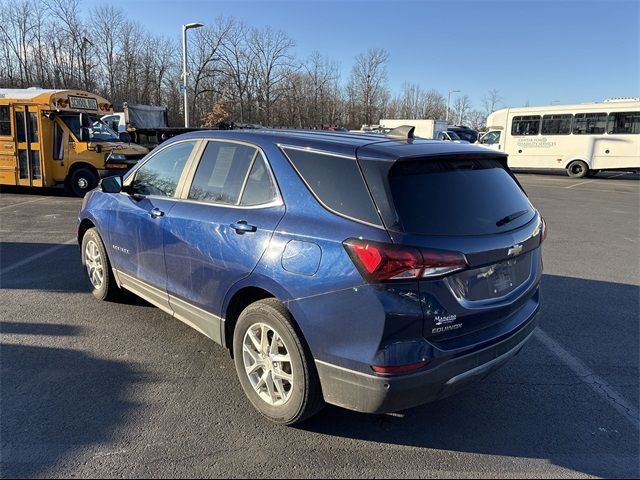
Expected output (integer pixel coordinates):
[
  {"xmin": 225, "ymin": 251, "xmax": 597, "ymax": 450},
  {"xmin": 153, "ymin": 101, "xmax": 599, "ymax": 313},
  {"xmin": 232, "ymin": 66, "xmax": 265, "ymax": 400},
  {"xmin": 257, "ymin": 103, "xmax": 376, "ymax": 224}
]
[
  {"xmin": 566, "ymin": 160, "xmax": 589, "ymax": 178},
  {"xmin": 233, "ymin": 298, "xmax": 324, "ymax": 425},
  {"xmin": 69, "ymin": 168, "xmax": 99, "ymax": 197},
  {"xmin": 81, "ymin": 227, "xmax": 121, "ymax": 301}
]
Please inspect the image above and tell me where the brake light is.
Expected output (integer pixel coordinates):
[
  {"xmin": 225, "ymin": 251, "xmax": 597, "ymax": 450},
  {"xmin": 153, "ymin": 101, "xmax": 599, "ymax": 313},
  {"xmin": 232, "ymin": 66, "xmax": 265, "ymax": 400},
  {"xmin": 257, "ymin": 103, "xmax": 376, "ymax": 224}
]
[{"xmin": 343, "ymin": 239, "xmax": 467, "ymax": 282}]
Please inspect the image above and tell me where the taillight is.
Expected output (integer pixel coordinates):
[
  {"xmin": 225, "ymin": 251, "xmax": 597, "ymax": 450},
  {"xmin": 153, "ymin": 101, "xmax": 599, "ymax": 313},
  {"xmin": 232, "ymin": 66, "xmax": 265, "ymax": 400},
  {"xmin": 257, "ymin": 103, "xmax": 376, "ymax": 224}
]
[
  {"xmin": 540, "ymin": 218, "xmax": 548, "ymax": 244},
  {"xmin": 343, "ymin": 238, "xmax": 467, "ymax": 282}
]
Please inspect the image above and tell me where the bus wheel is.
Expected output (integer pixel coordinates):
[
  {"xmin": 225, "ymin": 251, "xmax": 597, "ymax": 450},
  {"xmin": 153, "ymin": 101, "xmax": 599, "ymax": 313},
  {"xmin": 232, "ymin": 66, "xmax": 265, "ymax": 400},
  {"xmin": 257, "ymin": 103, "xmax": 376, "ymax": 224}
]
[
  {"xmin": 69, "ymin": 168, "xmax": 99, "ymax": 197},
  {"xmin": 567, "ymin": 160, "xmax": 589, "ymax": 178}
]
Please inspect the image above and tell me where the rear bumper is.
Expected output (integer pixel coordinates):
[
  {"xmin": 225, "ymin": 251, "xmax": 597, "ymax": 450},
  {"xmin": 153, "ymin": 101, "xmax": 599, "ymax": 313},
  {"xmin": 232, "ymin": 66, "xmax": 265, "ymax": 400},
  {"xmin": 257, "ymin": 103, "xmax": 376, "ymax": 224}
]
[{"xmin": 315, "ymin": 310, "xmax": 538, "ymax": 414}]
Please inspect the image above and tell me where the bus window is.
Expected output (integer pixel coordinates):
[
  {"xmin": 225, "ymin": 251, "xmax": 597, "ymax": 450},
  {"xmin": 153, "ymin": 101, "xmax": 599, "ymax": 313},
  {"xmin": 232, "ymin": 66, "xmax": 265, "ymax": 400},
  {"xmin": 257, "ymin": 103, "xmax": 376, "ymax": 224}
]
[
  {"xmin": 541, "ymin": 114, "xmax": 572, "ymax": 135},
  {"xmin": 607, "ymin": 111, "xmax": 640, "ymax": 134},
  {"xmin": 573, "ymin": 113, "xmax": 607, "ymax": 135},
  {"xmin": 0, "ymin": 106, "xmax": 11, "ymax": 136},
  {"xmin": 53, "ymin": 122, "xmax": 64, "ymax": 160},
  {"xmin": 511, "ymin": 116, "xmax": 540, "ymax": 136},
  {"xmin": 15, "ymin": 111, "xmax": 26, "ymax": 142},
  {"xmin": 28, "ymin": 112, "xmax": 39, "ymax": 143}
]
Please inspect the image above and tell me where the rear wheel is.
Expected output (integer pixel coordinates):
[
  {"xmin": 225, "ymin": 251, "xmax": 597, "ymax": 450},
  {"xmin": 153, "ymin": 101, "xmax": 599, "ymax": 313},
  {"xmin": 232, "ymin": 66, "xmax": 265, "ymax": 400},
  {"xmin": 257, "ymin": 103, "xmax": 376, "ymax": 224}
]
[
  {"xmin": 233, "ymin": 298, "xmax": 324, "ymax": 425},
  {"xmin": 566, "ymin": 160, "xmax": 589, "ymax": 178},
  {"xmin": 81, "ymin": 228, "xmax": 121, "ymax": 301},
  {"xmin": 68, "ymin": 167, "xmax": 99, "ymax": 197}
]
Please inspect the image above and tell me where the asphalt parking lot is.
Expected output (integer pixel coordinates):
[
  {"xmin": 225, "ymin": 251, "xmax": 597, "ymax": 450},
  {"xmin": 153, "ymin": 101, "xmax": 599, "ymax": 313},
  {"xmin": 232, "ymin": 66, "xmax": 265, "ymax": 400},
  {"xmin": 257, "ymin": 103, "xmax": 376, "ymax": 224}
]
[{"xmin": 1, "ymin": 171, "xmax": 639, "ymax": 478}]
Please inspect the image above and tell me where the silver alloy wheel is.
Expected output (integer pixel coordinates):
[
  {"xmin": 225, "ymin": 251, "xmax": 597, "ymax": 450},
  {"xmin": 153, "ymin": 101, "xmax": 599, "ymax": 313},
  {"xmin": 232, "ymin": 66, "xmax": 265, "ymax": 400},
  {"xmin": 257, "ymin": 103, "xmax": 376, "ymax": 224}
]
[
  {"xmin": 84, "ymin": 240, "xmax": 104, "ymax": 289},
  {"xmin": 242, "ymin": 322, "xmax": 294, "ymax": 406},
  {"xmin": 77, "ymin": 177, "xmax": 89, "ymax": 189}
]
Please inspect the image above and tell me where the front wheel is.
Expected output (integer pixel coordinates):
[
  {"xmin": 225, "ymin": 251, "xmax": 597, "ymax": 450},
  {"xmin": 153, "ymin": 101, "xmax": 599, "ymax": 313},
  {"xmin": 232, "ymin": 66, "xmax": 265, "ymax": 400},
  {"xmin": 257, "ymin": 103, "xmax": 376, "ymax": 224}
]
[
  {"xmin": 68, "ymin": 168, "xmax": 99, "ymax": 197},
  {"xmin": 567, "ymin": 160, "xmax": 589, "ymax": 178},
  {"xmin": 81, "ymin": 228, "xmax": 121, "ymax": 301},
  {"xmin": 233, "ymin": 299, "xmax": 324, "ymax": 425}
]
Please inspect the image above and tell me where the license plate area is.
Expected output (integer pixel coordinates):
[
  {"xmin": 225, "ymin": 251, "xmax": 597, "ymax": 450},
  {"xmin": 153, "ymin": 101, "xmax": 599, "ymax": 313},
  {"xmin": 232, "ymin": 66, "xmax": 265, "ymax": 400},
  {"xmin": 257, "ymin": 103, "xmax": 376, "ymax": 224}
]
[{"xmin": 446, "ymin": 252, "xmax": 533, "ymax": 303}]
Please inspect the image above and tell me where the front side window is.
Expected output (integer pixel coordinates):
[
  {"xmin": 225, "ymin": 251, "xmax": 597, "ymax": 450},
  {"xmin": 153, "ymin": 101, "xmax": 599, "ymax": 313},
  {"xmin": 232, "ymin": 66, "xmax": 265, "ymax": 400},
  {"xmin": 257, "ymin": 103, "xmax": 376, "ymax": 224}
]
[
  {"xmin": 607, "ymin": 111, "xmax": 640, "ymax": 134},
  {"xmin": 131, "ymin": 141, "xmax": 196, "ymax": 197},
  {"xmin": 511, "ymin": 116, "xmax": 541, "ymax": 136},
  {"xmin": 59, "ymin": 114, "xmax": 120, "ymax": 142},
  {"xmin": 188, "ymin": 141, "xmax": 258, "ymax": 205},
  {"xmin": 282, "ymin": 148, "xmax": 382, "ymax": 226},
  {"xmin": 482, "ymin": 131, "xmax": 501, "ymax": 145},
  {"xmin": 541, "ymin": 114, "xmax": 572, "ymax": 135},
  {"xmin": 573, "ymin": 112, "xmax": 607, "ymax": 135},
  {"xmin": 0, "ymin": 106, "xmax": 11, "ymax": 136}
]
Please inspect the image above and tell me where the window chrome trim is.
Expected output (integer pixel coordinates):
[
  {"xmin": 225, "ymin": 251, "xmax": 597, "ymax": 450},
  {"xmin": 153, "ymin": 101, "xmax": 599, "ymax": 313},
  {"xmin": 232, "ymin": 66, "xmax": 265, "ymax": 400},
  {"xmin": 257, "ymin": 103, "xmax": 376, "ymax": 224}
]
[
  {"xmin": 279, "ymin": 146, "xmax": 385, "ymax": 230},
  {"xmin": 277, "ymin": 143, "xmax": 357, "ymax": 160}
]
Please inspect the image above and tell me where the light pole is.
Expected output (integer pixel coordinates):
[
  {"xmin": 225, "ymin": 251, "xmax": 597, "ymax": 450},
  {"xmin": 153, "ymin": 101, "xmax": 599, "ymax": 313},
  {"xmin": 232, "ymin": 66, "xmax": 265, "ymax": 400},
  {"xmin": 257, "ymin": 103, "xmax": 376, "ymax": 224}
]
[
  {"xmin": 446, "ymin": 89, "xmax": 460, "ymax": 123},
  {"xmin": 182, "ymin": 22, "xmax": 204, "ymax": 128}
]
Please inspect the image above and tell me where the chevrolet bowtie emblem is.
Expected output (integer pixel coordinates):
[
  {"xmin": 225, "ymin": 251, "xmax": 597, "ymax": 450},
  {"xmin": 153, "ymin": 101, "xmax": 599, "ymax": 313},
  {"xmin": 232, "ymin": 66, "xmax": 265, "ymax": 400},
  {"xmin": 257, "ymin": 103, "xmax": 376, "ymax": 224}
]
[{"xmin": 508, "ymin": 244, "xmax": 523, "ymax": 257}]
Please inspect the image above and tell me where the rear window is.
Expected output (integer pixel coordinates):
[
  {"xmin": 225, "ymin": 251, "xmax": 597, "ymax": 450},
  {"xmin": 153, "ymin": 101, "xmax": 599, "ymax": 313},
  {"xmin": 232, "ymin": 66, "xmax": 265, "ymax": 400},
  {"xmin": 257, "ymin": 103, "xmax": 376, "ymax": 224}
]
[
  {"xmin": 282, "ymin": 148, "xmax": 382, "ymax": 226},
  {"xmin": 387, "ymin": 158, "xmax": 534, "ymax": 236}
]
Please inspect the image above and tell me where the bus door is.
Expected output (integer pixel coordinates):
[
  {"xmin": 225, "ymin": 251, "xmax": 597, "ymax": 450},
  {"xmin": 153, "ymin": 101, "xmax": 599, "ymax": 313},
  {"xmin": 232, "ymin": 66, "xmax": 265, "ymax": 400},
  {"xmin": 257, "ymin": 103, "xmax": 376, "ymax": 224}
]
[{"xmin": 14, "ymin": 105, "xmax": 43, "ymax": 187}]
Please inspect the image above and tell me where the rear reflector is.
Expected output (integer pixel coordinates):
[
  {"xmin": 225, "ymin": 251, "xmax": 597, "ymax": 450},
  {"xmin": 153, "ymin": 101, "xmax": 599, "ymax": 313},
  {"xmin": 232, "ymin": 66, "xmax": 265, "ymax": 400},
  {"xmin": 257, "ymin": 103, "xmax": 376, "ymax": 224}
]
[
  {"xmin": 372, "ymin": 360, "xmax": 429, "ymax": 375},
  {"xmin": 344, "ymin": 238, "xmax": 467, "ymax": 282}
]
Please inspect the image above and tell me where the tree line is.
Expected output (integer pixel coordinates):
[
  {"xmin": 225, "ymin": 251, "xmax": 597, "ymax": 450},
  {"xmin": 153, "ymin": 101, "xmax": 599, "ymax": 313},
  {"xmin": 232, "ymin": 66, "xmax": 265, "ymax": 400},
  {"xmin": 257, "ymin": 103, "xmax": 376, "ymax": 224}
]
[{"xmin": 0, "ymin": 0, "xmax": 502, "ymax": 130}]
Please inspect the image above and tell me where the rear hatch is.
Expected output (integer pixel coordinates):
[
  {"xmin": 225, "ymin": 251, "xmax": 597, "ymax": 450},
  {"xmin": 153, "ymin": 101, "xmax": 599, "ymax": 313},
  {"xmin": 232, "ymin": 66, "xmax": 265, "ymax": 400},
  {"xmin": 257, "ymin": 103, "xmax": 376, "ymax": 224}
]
[{"xmin": 357, "ymin": 146, "xmax": 543, "ymax": 343}]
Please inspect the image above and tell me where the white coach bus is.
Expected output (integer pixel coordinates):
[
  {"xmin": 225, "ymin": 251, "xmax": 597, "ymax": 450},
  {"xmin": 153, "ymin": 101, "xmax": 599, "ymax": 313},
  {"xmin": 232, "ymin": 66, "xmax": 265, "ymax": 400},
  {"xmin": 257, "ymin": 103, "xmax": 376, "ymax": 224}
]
[{"xmin": 478, "ymin": 98, "xmax": 640, "ymax": 177}]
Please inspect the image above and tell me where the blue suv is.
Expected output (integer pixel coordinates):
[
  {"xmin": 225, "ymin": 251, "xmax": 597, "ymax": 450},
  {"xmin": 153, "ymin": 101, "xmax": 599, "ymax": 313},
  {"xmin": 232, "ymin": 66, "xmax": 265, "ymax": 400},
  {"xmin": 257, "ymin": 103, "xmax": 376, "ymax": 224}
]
[{"xmin": 78, "ymin": 128, "xmax": 544, "ymax": 425}]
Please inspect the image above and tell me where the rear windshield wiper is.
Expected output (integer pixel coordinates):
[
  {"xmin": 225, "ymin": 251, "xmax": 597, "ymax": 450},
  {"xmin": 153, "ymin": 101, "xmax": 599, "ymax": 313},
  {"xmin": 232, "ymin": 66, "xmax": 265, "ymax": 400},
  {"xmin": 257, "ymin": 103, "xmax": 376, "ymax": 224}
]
[{"xmin": 496, "ymin": 210, "xmax": 529, "ymax": 227}]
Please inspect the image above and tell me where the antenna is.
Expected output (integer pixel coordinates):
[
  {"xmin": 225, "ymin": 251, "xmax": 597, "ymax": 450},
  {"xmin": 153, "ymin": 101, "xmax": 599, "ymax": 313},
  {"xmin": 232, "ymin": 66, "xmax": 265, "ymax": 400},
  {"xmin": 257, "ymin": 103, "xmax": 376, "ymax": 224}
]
[{"xmin": 387, "ymin": 125, "xmax": 415, "ymax": 140}]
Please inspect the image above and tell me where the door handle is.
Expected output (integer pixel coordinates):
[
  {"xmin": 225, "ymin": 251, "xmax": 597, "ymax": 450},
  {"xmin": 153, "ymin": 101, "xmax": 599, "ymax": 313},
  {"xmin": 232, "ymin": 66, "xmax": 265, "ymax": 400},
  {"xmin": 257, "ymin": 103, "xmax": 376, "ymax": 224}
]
[
  {"xmin": 149, "ymin": 208, "xmax": 164, "ymax": 219},
  {"xmin": 230, "ymin": 220, "xmax": 257, "ymax": 234}
]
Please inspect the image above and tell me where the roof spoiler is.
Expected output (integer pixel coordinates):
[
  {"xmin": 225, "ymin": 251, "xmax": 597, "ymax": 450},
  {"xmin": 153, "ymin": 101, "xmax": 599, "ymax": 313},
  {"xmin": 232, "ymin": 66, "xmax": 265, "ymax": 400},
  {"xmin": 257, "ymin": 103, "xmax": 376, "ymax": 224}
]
[{"xmin": 386, "ymin": 125, "xmax": 415, "ymax": 140}]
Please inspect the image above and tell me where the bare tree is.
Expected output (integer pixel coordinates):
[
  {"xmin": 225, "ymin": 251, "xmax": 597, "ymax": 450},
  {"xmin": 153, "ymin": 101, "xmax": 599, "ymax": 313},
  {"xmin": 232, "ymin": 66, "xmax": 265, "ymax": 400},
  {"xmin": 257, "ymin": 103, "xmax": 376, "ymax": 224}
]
[
  {"xmin": 347, "ymin": 48, "xmax": 390, "ymax": 127},
  {"xmin": 249, "ymin": 26, "xmax": 295, "ymax": 126},
  {"xmin": 451, "ymin": 94, "xmax": 472, "ymax": 125},
  {"xmin": 481, "ymin": 88, "xmax": 503, "ymax": 115}
]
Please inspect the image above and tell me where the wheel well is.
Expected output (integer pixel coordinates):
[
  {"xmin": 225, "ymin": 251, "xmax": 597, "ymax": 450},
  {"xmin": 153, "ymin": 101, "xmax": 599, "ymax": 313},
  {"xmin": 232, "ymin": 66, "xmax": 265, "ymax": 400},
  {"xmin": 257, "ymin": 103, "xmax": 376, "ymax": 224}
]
[
  {"xmin": 564, "ymin": 158, "xmax": 589, "ymax": 169},
  {"xmin": 68, "ymin": 162, "xmax": 99, "ymax": 179},
  {"xmin": 77, "ymin": 219, "xmax": 96, "ymax": 244},
  {"xmin": 224, "ymin": 287, "xmax": 275, "ymax": 355}
]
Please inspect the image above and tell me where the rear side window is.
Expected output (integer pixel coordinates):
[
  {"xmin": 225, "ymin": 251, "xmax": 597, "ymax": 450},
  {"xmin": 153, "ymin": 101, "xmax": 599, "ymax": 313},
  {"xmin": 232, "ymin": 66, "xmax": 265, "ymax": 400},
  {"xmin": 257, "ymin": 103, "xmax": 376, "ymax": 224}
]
[
  {"xmin": 132, "ymin": 141, "xmax": 196, "ymax": 197},
  {"xmin": 607, "ymin": 111, "xmax": 640, "ymax": 134},
  {"xmin": 282, "ymin": 148, "xmax": 382, "ymax": 226},
  {"xmin": 188, "ymin": 141, "xmax": 258, "ymax": 205},
  {"xmin": 573, "ymin": 112, "xmax": 607, "ymax": 134},
  {"xmin": 541, "ymin": 114, "xmax": 572, "ymax": 135},
  {"xmin": 387, "ymin": 158, "xmax": 534, "ymax": 236}
]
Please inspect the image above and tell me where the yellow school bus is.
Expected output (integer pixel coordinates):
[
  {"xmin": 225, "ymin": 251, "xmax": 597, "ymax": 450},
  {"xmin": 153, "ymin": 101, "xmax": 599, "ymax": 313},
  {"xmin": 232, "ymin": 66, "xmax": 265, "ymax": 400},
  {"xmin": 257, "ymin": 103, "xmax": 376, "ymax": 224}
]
[{"xmin": 0, "ymin": 88, "xmax": 148, "ymax": 196}]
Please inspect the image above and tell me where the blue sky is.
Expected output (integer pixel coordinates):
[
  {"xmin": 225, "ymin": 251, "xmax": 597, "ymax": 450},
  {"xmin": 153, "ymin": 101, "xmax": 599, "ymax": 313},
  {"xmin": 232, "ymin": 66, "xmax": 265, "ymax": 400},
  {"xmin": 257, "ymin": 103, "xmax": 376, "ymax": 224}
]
[{"xmin": 83, "ymin": 0, "xmax": 639, "ymax": 110}]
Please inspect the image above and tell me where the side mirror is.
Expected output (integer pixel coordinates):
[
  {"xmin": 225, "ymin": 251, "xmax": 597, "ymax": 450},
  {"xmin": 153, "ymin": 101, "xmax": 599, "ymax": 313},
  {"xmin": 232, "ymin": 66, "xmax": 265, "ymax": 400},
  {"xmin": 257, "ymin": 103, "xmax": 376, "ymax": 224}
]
[
  {"xmin": 119, "ymin": 132, "xmax": 132, "ymax": 143},
  {"xmin": 100, "ymin": 175, "xmax": 122, "ymax": 194},
  {"xmin": 80, "ymin": 127, "xmax": 90, "ymax": 143}
]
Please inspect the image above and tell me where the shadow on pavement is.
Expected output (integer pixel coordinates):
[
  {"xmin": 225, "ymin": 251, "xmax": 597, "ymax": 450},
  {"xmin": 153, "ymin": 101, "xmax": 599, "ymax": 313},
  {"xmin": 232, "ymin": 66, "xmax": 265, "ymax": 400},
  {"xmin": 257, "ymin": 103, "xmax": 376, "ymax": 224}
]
[
  {"xmin": 0, "ymin": 243, "xmax": 152, "ymax": 306},
  {"xmin": 299, "ymin": 274, "xmax": 639, "ymax": 478},
  {"xmin": 0, "ymin": 321, "xmax": 84, "ymax": 336},
  {"xmin": 0, "ymin": 326, "xmax": 152, "ymax": 477}
]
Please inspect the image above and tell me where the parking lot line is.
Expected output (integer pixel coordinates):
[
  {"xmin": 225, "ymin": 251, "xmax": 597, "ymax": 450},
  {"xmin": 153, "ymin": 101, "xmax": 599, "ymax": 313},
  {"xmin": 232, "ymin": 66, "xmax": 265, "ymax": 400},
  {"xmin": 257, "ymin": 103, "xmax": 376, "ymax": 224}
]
[
  {"xmin": 565, "ymin": 179, "xmax": 596, "ymax": 189},
  {"xmin": 0, "ymin": 196, "xmax": 50, "ymax": 210},
  {"xmin": 534, "ymin": 328, "xmax": 640, "ymax": 430},
  {"xmin": 0, "ymin": 237, "xmax": 77, "ymax": 276}
]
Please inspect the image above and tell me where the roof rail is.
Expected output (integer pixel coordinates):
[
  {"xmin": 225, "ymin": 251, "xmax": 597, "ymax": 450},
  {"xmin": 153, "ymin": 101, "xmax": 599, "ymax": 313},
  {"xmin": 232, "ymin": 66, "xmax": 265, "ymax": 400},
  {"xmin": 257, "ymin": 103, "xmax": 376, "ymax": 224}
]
[
  {"xmin": 387, "ymin": 125, "xmax": 415, "ymax": 140},
  {"xmin": 603, "ymin": 97, "xmax": 640, "ymax": 103}
]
